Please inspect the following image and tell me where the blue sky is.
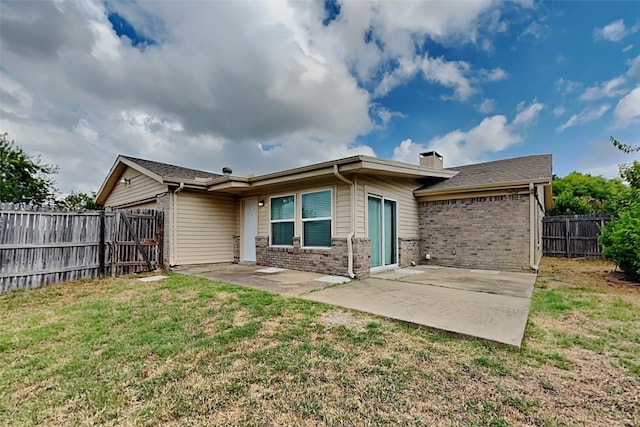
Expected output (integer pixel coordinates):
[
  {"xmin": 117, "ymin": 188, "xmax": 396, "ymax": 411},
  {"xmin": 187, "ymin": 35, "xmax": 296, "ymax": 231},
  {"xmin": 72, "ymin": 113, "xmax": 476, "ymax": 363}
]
[{"xmin": 1, "ymin": 0, "xmax": 639, "ymax": 193}]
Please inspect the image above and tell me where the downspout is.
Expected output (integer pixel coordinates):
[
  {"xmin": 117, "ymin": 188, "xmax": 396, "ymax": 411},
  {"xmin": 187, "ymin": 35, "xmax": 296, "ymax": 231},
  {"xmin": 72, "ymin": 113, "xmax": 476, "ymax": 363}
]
[
  {"xmin": 334, "ymin": 164, "xmax": 355, "ymax": 279},
  {"xmin": 170, "ymin": 182, "xmax": 185, "ymax": 267},
  {"xmin": 529, "ymin": 183, "xmax": 539, "ymax": 272}
]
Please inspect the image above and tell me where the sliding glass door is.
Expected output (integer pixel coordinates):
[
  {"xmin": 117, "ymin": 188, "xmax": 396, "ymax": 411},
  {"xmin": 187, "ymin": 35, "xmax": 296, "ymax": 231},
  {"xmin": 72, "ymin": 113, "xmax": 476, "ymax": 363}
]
[{"xmin": 368, "ymin": 196, "xmax": 397, "ymax": 269}]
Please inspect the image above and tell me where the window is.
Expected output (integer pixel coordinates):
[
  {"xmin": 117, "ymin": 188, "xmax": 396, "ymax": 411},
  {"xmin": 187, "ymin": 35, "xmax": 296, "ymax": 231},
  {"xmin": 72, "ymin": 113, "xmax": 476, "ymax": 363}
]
[
  {"xmin": 302, "ymin": 190, "xmax": 332, "ymax": 247},
  {"xmin": 270, "ymin": 195, "xmax": 295, "ymax": 246}
]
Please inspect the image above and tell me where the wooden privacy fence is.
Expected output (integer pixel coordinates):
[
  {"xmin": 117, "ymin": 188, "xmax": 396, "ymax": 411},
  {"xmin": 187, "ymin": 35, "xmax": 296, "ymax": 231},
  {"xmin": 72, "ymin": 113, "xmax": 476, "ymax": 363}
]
[
  {"xmin": 0, "ymin": 204, "xmax": 163, "ymax": 293},
  {"xmin": 542, "ymin": 215, "xmax": 611, "ymax": 259}
]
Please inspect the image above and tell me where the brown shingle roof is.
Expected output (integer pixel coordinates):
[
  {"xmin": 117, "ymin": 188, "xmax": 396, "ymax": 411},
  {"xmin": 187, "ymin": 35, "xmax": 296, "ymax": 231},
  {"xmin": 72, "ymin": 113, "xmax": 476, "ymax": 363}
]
[
  {"xmin": 418, "ymin": 154, "xmax": 552, "ymax": 191},
  {"xmin": 122, "ymin": 156, "xmax": 221, "ymax": 180}
]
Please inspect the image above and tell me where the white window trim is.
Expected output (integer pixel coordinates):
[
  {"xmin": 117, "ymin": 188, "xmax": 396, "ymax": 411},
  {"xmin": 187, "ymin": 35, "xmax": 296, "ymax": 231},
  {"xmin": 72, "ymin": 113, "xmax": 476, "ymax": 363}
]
[
  {"xmin": 301, "ymin": 188, "xmax": 333, "ymax": 249},
  {"xmin": 269, "ymin": 194, "xmax": 295, "ymax": 247}
]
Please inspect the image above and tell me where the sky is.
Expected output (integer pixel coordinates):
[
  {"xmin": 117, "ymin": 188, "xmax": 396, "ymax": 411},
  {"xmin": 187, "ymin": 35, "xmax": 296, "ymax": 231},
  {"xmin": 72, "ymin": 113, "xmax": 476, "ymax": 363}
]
[{"xmin": 1, "ymin": 0, "xmax": 639, "ymax": 194}]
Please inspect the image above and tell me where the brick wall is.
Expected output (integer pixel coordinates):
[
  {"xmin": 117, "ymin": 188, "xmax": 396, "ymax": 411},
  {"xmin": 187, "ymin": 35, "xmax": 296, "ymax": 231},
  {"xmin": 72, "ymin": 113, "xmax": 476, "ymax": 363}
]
[
  {"xmin": 233, "ymin": 235, "xmax": 240, "ymax": 263},
  {"xmin": 398, "ymin": 238, "xmax": 420, "ymax": 267},
  {"xmin": 255, "ymin": 235, "xmax": 371, "ymax": 278},
  {"xmin": 419, "ymin": 194, "xmax": 531, "ymax": 271},
  {"xmin": 352, "ymin": 237, "xmax": 371, "ymax": 278}
]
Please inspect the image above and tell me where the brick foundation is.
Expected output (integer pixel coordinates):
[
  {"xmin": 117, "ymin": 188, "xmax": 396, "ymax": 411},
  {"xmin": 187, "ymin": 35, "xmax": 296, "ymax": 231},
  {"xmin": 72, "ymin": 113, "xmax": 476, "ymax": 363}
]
[
  {"xmin": 419, "ymin": 194, "xmax": 531, "ymax": 271},
  {"xmin": 398, "ymin": 238, "xmax": 420, "ymax": 267},
  {"xmin": 233, "ymin": 235, "xmax": 240, "ymax": 263},
  {"xmin": 255, "ymin": 235, "xmax": 371, "ymax": 278}
]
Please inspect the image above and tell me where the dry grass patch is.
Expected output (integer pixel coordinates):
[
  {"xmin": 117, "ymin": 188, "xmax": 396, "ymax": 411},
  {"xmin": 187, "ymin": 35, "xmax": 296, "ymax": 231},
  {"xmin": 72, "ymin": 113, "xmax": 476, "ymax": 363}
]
[{"xmin": 1, "ymin": 259, "xmax": 638, "ymax": 426}]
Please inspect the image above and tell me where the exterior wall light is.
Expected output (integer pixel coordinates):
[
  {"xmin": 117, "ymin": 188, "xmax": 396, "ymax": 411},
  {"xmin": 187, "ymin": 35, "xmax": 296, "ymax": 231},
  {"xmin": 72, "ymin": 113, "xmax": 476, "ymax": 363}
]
[{"xmin": 258, "ymin": 200, "xmax": 265, "ymax": 207}]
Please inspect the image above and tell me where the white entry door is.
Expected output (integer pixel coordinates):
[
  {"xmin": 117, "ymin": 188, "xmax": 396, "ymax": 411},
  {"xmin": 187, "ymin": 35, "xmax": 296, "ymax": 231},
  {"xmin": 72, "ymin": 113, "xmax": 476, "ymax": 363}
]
[{"xmin": 242, "ymin": 199, "xmax": 258, "ymax": 262}]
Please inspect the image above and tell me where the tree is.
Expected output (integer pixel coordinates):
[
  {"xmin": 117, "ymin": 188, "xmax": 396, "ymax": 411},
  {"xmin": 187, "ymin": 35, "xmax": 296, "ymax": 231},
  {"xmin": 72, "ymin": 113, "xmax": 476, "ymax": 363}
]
[
  {"xmin": 599, "ymin": 138, "xmax": 640, "ymax": 282},
  {"xmin": 610, "ymin": 136, "xmax": 640, "ymax": 154},
  {"xmin": 549, "ymin": 171, "xmax": 627, "ymax": 215},
  {"xmin": 0, "ymin": 133, "xmax": 58, "ymax": 205},
  {"xmin": 55, "ymin": 191, "xmax": 103, "ymax": 211}
]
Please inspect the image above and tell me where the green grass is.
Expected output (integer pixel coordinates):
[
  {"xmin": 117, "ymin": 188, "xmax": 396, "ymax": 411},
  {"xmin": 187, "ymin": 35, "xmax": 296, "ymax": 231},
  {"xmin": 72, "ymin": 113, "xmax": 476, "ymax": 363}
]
[{"xmin": 1, "ymin": 262, "xmax": 639, "ymax": 426}]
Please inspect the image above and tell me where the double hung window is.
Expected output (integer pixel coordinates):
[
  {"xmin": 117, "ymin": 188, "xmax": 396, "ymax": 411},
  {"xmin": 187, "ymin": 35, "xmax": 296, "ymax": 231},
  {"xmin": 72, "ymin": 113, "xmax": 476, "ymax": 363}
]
[
  {"xmin": 302, "ymin": 190, "xmax": 332, "ymax": 248},
  {"xmin": 270, "ymin": 195, "xmax": 295, "ymax": 246}
]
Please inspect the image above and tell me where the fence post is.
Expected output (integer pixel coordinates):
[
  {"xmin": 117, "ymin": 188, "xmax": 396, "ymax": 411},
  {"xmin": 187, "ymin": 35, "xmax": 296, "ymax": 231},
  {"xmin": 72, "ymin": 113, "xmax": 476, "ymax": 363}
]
[
  {"xmin": 99, "ymin": 212, "xmax": 105, "ymax": 278},
  {"xmin": 565, "ymin": 217, "xmax": 571, "ymax": 258},
  {"xmin": 111, "ymin": 211, "xmax": 120, "ymax": 278},
  {"xmin": 157, "ymin": 211, "xmax": 164, "ymax": 270}
]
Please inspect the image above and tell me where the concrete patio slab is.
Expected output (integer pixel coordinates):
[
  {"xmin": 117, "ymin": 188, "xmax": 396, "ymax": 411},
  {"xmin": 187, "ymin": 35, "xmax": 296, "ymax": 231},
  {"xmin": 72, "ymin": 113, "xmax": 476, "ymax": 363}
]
[
  {"xmin": 178, "ymin": 264, "xmax": 331, "ymax": 296},
  {"xmin": 389, "ymin": 265, "xmax": 536, "ymax": 298},
  {"xmin": 303, "ymin": 275, "xmax": 534, "ymax": 347},
  {"xmin": 178, "ymin": 263, "xmax": 536, "ymax": 347}
]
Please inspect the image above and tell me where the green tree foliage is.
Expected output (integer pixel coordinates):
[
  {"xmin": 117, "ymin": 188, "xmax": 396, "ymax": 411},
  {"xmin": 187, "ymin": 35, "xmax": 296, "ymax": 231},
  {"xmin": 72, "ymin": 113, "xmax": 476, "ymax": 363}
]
[
  {"xmin": 549, "ymin": 172, "xmax": 627, "ymax": 215},
  {"xmin": 0, "ymin": 133, "xmax": 58, "ymax": 204},
  {"xmin": 600, "ymin": 203, "xmax": 640, "ymax": 282},
  {"xmin": 599, "ymin": 138, "xmax": 640, "ymax": 282},
  {"xmin": 55, "ymin": 191, "xmax": 103, "ymax": 211},
  {"xmin": 610, "ymin": 136, "xmax": 640, "ymax": 154}
]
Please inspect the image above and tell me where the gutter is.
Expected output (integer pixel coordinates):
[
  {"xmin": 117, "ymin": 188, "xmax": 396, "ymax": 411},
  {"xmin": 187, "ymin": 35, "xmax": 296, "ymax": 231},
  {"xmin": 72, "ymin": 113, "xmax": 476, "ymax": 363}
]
[
  {"xmin": 170, "ymin": 182, "xmax": 185, "ymax": 267},
  {"xmin": 333, "ymin": 164, "xmax": 356, "ymax": 279}
]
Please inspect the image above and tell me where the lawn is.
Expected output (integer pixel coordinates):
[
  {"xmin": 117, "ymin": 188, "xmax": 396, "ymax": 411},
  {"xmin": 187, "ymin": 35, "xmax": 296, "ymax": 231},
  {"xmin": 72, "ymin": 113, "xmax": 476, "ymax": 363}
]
[{"xmin": 1, "ymin": 258, "xmax": 638, "ymax": 426}]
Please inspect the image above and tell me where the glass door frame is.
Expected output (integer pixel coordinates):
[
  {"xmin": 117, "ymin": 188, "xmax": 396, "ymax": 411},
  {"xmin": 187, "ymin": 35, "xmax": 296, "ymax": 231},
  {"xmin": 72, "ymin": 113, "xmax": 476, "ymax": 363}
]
[{"xmin": 367, "ymin": 194, "xmax": 398, "ymax": 272}]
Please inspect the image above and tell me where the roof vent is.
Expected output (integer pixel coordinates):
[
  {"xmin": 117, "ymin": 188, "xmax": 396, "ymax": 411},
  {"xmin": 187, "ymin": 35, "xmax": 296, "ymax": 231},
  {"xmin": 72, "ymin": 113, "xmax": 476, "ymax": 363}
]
[
  {"xmin": 419, "ymin": 151, "xmax": 443, "ymax": 169},
  {"xmin": 222, "ymin": 167, "xmax": 232, "ymax": 176}
]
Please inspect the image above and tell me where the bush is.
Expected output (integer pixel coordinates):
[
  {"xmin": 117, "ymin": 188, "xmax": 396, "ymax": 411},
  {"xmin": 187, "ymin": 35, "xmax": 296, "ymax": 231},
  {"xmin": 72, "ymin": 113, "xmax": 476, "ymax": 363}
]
[{"xmin": 599, "ymin": 200, "xmax": 640, "ymax": 282}]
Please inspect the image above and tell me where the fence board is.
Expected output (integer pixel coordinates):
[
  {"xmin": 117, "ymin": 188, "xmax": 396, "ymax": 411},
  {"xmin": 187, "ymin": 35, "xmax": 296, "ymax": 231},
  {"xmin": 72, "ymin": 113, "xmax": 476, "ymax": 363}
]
[
  {"xmin": 0, "ymin": 203, "xmax": 163, "ymax": 293},
  {"xmin": 542, "ymin": 215, "xmax": 610, "ymax": 259}
]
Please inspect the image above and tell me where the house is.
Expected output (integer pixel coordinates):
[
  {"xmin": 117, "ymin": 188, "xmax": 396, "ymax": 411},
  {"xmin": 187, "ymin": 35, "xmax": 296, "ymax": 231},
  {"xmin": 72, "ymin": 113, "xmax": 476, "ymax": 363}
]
[{"xmin": 96, "ymin": 152, "xmax": 552, "ymax": 277}]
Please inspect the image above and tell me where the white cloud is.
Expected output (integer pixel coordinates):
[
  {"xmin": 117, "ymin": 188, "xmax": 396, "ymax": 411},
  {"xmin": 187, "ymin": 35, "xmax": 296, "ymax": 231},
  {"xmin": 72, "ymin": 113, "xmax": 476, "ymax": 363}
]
[
  {"xmin": 374, "ymin": 54, "xmax": 475, "ymax": 100},
  {"xmin": 555, "ymin": 78, "xmax": 582, "ymax": 94},
  {"xmin": 477, "ymin": 98, "xmax": 496, "ymax": 114},
  {"xmin": 520, "ymin": 21, "xmax": 549, "ymax": 40},
  {"xmin": 595, "ymin": 19, "xmax": 628, "ymax": 42},
  {"xmin": 553, "ymin": 106, "xmax": 566, "ymax": 117},
  {"xmin": 392, "ymin": 100, "xmax": 543, "ymax": 166},
  {"xmin": 627, "ymin": 54, "xmax": 640, "ymax": 80},
  {"xmin": 480, "ymin": 68, "xmax": 508, "ymax": 82},
  {"xmin": 374, "ymin": 107, "xmax": 405, "ymax": 127},
  {"xmin": 0, "ymin": 0, "xmax": 531, "ymax": 193},
  {"xmin": 623, "ymin": 44, "xmax": 634, "ymax": 53},
  {"xmin": 613, "ymin": 86, "xmax": 640, "ymax": 128},
  {"xmin": 556, "ymin": 104, "xmax": 611, "ymax": 132},
  {"xmin": 580, "ymin": 77, "xmax": 627, "ymax": 101},
  {"xmin": 512, "ymin": 101, "xmax": 544, "ymax": 127}
]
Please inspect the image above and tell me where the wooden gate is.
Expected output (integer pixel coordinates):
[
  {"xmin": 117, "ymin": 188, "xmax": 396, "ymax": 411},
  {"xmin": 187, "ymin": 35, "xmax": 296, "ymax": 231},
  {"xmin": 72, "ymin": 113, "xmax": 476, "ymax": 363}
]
[
  {"xmin": 110, "ymin": 209, "xmax": 164, "ymax": 276},
  {"xmin": 542, "ymin": 215, "xmax": 610, "ymax": 259}
]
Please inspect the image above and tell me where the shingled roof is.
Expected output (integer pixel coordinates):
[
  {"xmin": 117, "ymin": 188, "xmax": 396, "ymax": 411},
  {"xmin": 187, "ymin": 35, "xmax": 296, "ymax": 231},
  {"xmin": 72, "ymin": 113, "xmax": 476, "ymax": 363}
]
[
  {"xmin": 122, "ymin": 156, "xmax": 220, "ymax": 180},
  {"xmin": 418, "ymin": 154, "xmax": 552, "ymax": 191}
]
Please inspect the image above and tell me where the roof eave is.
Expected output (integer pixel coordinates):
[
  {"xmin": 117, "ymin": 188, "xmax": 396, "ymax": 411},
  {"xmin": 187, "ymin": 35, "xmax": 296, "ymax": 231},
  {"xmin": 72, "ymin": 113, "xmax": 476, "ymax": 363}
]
[
  {"xmin": 206, "ymin": 156, "xmax": 458, "ymax": 191},
  {"xmin": 414, "ymin": 177, "xmax": 552, "ymax": 197}
]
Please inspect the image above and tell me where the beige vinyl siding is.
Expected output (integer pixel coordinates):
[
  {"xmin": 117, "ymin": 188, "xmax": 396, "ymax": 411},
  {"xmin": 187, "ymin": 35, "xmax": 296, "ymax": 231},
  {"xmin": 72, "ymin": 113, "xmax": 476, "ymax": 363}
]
[
  {"xmin": 175, "ymin": 191, "xmax": 236, "ymax": 265},
  {"xmin": 354, "ymin": 177, "xmax": 366, "ymax": 237},
  {"xmin": 128, "ymin": 201, "xmax": 158, "ymax": 210},
  {"xmin": 334, "ymin": 184, "xmax": 352, "ymax": 237},
  {"xmin": 104, "ymin": 167, "xmax": 166, "ymax": 208},
  {"xmin": 358, "ymin": 175, "xmax": 421, "ymax": 238}
]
